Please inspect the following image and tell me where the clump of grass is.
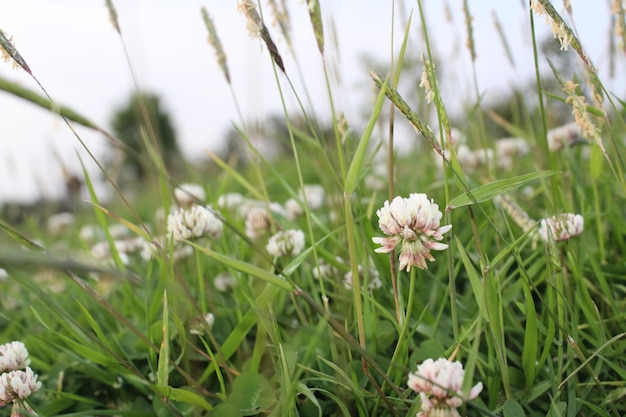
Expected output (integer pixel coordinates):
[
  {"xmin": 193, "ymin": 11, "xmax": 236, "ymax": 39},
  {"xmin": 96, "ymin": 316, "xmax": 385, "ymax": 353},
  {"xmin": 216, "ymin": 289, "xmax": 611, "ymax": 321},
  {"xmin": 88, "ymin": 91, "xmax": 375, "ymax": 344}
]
[{"xmin": 1, "ymin": 2, "xmax": 626, "ymax": 417}]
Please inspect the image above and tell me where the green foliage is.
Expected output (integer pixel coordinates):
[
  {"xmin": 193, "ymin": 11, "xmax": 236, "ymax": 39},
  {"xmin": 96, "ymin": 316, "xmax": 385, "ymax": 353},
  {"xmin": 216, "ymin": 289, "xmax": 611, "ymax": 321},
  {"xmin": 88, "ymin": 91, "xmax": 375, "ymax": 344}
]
[{"xmin": 1, "ymin": 2, "xmax": 626, "ymax": 417}]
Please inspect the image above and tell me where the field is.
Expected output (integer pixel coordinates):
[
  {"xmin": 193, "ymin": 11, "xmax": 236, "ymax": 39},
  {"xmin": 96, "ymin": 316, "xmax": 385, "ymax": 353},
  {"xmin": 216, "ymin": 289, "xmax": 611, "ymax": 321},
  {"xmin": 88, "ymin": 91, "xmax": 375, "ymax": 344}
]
[{"xmin": 1, "ymin": 1, "xmax": 626, "ymax": 416}]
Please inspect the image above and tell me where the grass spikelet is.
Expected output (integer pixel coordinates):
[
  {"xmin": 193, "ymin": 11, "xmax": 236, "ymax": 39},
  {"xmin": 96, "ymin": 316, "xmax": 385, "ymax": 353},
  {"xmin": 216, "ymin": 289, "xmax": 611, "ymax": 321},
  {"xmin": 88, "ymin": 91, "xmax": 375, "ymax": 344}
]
[
  {"xmin": 462, "ymin": 0, "xmax": 476, "ymax": 61},
  {"xmin": 267, "ymin": 0, "xmax": 292, "ymax": 49},
  {"xmin": 418, "ymin": 55, "xmax": 436, "ymax": 104},
  {"xmin": 306, "ymin": 0, "xmax": 324, "ymax": 56},
  {"xmin": 105, "ymin": 0, "xmax": 121, "ymax": 34},
  {"xmin": 492, "ymin": 10, "xmax": 515, "ymax": 67},
  {"xmin": 201, "ymin": 7, "xmax": 231, "ymax": 84},
  {"xmin": 550, "ymin": 59, "xmax": 612, "ymax": 168},
  {"xmin": 493, "ymin": 195, "xmax": 536, "ymax": 233},
  {"xmin": 0, "ymin": 29, "xmax": 31, "ymax": 74},
  {"xmin": 532, "ymin": 0, "xmax": 605, "ymax": 107},
  {"xmin": 237, "ymin": 0, "xmax": 285, "ymax": 73},
  {"xmin": 370, "ymin": 71, "xmax": 443, "ymax": 157},
  {"xmin": 612, "ymin": 0, "xmax": 626, "ymax": 69}
]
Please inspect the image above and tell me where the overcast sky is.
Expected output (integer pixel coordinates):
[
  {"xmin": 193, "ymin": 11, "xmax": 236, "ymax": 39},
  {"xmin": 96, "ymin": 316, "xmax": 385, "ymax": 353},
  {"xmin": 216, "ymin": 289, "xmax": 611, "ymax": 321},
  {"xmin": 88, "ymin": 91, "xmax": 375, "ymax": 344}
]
[{"xmin": 0, "ymin": 0, "xmax": 619, "ymax": 204}]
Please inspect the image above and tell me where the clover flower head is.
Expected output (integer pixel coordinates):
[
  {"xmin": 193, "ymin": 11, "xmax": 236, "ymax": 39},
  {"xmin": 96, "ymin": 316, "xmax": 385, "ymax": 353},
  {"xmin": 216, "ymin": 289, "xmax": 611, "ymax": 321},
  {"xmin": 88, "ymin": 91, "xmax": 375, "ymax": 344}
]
[
  {"xmin": 214, "ymin": 273, "xmax": 235, "ymax": 292},
  {"xmin": 344, "ymin": 265, "xmax": 382, "ymax": 291},
  {"xmin": 373, "ymin": 194, "xmax": 451, "ymax": 271},
  {"xmin": 313, "ymin": 257, "xmax": 342, "ymax": 280},
  {"xmin": 175, "ymin": 183, "xmax": 206, "ymax": 206},
  {"xmin": 217, "ymin": 192, "xmax": 245, "ymax": 212},
  {"xmin": 190, "ymin": 313, "xmax": 215, "ymax": 335},
  {"xmin": 266, "ymin": 229, "xmax": 305, "ymax": 257},
  {"xmin": 538, "ymin": 213, "xmax": 584, "ymax": 242},
  {"xmin": 547, "ymin": 122, "xmax": 583, "ymax": 151},
  {"xmin": 408, "ymin": 358, "xmax": 483, "ymax": 417},
  {"xmin": 284, "ymin": 198, "xmax": 303, "ymax": 220},
  {"xmin": 495, "ymin": 137, "xmax": 529, "ymax": 170},
  {"xmin": 167, "ymin": 205, "xmax": 223, "ymax": 242},
  {"xmin": 245, "ymin": 206, "xmax": 272, "ymax": 239},
  {"xmin": 0, "ymin": 367, "xmax": 41, "ymax": 407},
  {"xmin": 47, "ymin": 212, "xmax": 75, "ymax": 235},
  {"xmin": 299, "ymin": 184, "xmax": 325, "ymax": 210},
  {"xmin": 0, "ymin": 342, "xmax": 30, "ymax": 373}
]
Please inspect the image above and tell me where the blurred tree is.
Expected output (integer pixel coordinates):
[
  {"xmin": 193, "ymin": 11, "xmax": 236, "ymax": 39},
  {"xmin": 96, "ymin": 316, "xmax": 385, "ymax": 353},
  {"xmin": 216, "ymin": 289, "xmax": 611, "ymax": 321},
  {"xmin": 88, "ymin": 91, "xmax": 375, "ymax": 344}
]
[{"xmin": 110, "ymin": 92, "xmax": 181, "ymax": 179}]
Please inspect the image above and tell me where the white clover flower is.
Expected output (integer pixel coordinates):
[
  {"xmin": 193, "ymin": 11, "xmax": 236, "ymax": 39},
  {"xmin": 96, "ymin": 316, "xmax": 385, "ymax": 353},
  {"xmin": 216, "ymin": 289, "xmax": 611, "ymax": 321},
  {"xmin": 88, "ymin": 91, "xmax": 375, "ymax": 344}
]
[
  {"xmin": 0, "ymin": 367, "xmax": 41, "ymax": 407},
  {"xmin": 139, "ymin": 240, "xmax": 157, "ymax": 261},
  {"xmin": 109, "ymin": 223, "xmax": 131, "ymax": 240},
  {"xmin": 495, "ymin": 137, "xmax": 529, "ymax": 170},
  {"xmin": 408, "ymin": 358, "xmax": 483, "ymax": 417},
  {"xmin": 79, "ymin": 224, "xmax": 104, "ymax": 244},
  {"xmin": 373, "ymin": 194, "xmax": 451, "ymax": 272},
  {"xmin": 284, "ymin": 198, "xmax": 303, "ymax": 220},
  {"xmin": 190, "ymin": 313, "xmax": 215, "ymax": 335},
  {"xmin": 0, "ymin": 342, "xmax": 30, "ymax": 373},
  {"xmin": 217, "ymin": 192, "xmax": 245, "ymax": 212},
  {"xmin": 175, "ymin": 183, "xmax": 206, "ymax": 206},
  {"xmin": 454, "ymin": 144, "xmax": 477, "ymax": 172},
  {"xmin": 167, "ymin": 205, "xmax": 223, "ymax": 243},
  {"xmin": 269, "ymin": 201, "xmax": 289, "ymax": 218},
  {"xmin": 343, "ymin": 265, "xmax": 382, "ymax": 291},
  {"xmin": 266, "ymin": 229, "xmax": 305, "ymax": 257},
  {"xmin": 538, "ymin": 213, "xmax": 584, "ymax": 242},
  {"xmin": 313, "ymin": 257, "xmax": 342, "ymax": 280},
  {"xmin": 472, "ymin": 147, "xmax": 494, "ymax": 167},
  {"xmin": 245, "ymin": 206, "xmax": 272, "ymax": 239},
  {"xmin": 0, "ymin": 269, "xmax": 7, "ymax": 282},
  {"xmin": 299, "ymin": 184, "xmax": 325, "ymax": 210},
  {"xmin": 46, "ymin": 212, "xmax": 75, "ymax": 235},
  {"xmin": 173, "ymin": 244, "xmax": 194, "ymax": 261},
  {"xmin": 90, "ymin": 241, "xmax": 112, "ymax": 261},
  {"xmin": 214, "ymin": 273, "xmax": 235, "ymax": 292},
  {"xmin": 547, "ymin": 122, "xmax": 583, "ymax": 151}
]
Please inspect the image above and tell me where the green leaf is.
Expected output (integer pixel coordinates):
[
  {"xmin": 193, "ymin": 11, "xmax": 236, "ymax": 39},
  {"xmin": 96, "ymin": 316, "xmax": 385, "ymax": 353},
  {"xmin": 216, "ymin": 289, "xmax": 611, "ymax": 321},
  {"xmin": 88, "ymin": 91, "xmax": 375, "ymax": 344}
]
[
  {"xmin": 295, "ymin": 382, "xmax": 322, "ymax": 417},
  {"xmin": 590, "ymin": 142, "xmax": 603, "ymax": 178},
  {"xmin": 191, "ymin": 243, "xmax": 293, "ymax": 291},
  {"xmin": 0, "ymin": 219, "xmax": 45, "ymax": 252},
  {"xmin": 151, "ymin": 385, "xmax": 213, "ymax": 411},
  {"xmin": 344, "ymin": 75, "xmax": 388, "ymax": 194},
  {"xmin": 228, "ymin": 371, "xmax": 276, "ymax": 415},
  {"xmin": 503, "ymin": 398, "xmax": 526, "ymax": 417},
  {"xmin": 547, "ymin": 401, "xmax": 567, "ymax": 417},
  {"xmin": 521, "ymin": 282, "xmax": 538, "ymax": 390},
  {"xmin": 208, "ymin": 403, "xmax": 243, "ymax": 417},
  {"xmin": 455, "ymin": 236, "xmax": 487, "ymax": 320},
  {"xmin": 604, "ymin": 386, "xmax": 626, "ymax": 404},
  {"xmin": 306, "ymin": 0, "xmax": 324, "ymax": 55},
  {"xmin": 157, "ymin": 290, "xmax": 170, "ymax": 387},
  {"xmin": 447, "ymin": 170, "xmax": 560, "ymax": 209}
]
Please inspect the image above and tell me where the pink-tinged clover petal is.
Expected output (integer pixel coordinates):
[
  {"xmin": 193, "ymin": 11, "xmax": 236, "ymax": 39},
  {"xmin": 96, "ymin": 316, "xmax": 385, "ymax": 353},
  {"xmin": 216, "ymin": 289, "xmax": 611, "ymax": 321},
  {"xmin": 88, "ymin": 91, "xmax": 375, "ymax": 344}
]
[{"xmin": 373, "ymin": 193, "xmax": 451, "ymax": 271}]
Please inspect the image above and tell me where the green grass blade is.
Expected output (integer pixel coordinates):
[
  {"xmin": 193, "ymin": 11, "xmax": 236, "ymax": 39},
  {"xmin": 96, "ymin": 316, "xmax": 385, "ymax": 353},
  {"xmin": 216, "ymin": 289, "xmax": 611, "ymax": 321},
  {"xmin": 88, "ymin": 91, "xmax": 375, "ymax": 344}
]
[
  {"xmin": 191, "ymin": 243, "xmax": 293, "ymax": 291},
  {"xmin": 447, "ymin": 170, "xmax": 560, "ymax": 209},
  {"xmin": 344, "ymin": 75, "xmax": 388, "ymax": 194},
  {"xmin": 157, "ymin": 289, "xmax": 170, "ymax": 387}
]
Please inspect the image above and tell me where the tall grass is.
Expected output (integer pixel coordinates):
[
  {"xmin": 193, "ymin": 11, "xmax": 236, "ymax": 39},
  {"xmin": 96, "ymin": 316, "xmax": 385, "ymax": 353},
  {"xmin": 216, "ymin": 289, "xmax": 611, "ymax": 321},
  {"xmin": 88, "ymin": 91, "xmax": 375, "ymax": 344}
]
[{"xmin": 1, "ymin": 1, "xmax": 626, "ymax": 416}]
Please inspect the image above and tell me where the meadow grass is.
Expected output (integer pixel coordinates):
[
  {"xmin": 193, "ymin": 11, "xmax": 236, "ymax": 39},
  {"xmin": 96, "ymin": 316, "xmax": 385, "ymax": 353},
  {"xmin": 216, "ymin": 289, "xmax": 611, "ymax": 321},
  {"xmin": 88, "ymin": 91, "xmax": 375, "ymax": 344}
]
[{"xmin": 1, "ymin": 1, "xmax": 626, "ymax": 416}]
